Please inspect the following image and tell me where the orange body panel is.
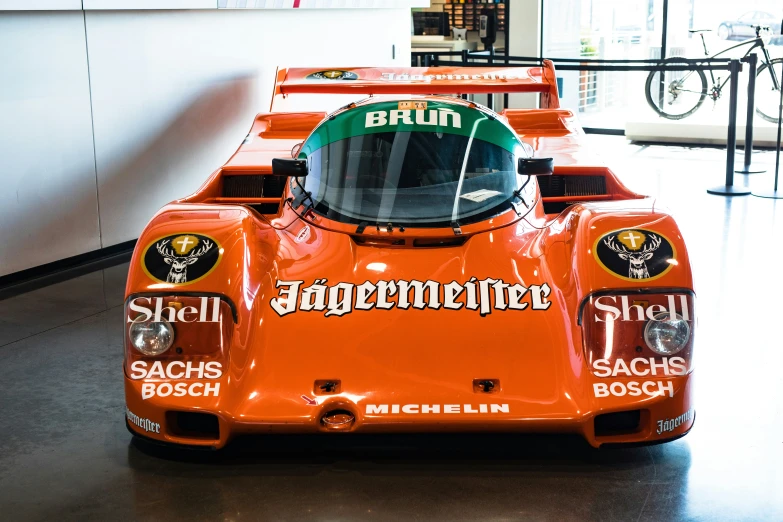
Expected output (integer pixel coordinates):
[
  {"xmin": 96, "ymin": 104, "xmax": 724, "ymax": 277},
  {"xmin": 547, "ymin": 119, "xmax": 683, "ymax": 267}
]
[{"xmin": 124, "ymin": 67, "xmax": 695, "ymax": 449}]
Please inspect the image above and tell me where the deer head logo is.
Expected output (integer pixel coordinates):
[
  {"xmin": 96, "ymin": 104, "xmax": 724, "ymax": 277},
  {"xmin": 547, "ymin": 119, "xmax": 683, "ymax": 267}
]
[
  {"xmin": 604, "ymin": 232, "xmax": 662, "ymax": 280},
  {"xmin": 155, "ymin": 238, "xmax": 213, "ymax": 284}
]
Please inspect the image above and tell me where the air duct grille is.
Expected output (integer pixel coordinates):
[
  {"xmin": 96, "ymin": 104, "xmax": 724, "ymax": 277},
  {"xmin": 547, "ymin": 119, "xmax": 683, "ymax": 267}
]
[
  {"xmin": 537, "ymin": 175, "xmax": 606, "ymax": 197},
  {"xmin": 222, "ymin": 175, "xmax": 287, "ymax": 198}
]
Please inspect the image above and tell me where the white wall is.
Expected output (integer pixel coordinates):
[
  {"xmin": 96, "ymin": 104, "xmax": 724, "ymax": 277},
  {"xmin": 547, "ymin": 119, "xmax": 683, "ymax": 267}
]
[
  {"xmin": 0, "ymin": 11, "xmax": 101, "ymax": 276},
  {"xmin": 0, "ymin": 7, "xmax": 411, "ymax": 277}
]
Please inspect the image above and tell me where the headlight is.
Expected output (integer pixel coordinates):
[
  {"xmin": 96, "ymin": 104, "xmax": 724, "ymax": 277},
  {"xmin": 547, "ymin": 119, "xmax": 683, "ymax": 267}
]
[
  {"xmin": 129, "ymin": 316, "xmax": 174, "ymax": 356},
  {"xmin": 643, "ymin": 311, "xmax": 690, "ymax": 355}
]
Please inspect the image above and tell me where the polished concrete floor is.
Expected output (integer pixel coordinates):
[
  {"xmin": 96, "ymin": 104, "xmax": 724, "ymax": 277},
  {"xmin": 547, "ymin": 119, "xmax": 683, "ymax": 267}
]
[{"xmin": 1, "ymin": 136, "xmax": 782, "ymax": 521}]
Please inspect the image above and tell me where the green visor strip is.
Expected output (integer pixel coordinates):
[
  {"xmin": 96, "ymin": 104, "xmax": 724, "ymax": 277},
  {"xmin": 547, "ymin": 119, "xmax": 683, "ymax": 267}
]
[{"xmin": 299, "ymin": 100, "xmax": 521, "ymax": 157}]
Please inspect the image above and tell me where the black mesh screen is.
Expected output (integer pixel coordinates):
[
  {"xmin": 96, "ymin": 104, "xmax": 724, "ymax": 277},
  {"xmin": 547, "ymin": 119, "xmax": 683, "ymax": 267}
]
[
  {"xmin": 222, "ymin": 175, "xmax": 287, "ymax": 198},
  {"xmin": 537, "ymin": 175, "xmax": 607, "ymax": 198}
]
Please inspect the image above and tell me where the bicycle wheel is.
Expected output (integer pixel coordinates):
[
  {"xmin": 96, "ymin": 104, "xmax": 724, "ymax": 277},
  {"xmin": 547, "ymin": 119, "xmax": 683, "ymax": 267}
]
[
  {"xmin": 755, "ymin": 58, "xmax": 783, "ymax": 123},
  {"xmin": 645, "ymin": 57, "xmax": 708, "ymax": 120}
]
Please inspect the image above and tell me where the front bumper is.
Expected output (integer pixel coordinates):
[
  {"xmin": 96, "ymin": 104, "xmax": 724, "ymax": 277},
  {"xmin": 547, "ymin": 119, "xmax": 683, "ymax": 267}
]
[{"xmin": 124, "ymin": 372, "xmax": 694, "ymax": 449}]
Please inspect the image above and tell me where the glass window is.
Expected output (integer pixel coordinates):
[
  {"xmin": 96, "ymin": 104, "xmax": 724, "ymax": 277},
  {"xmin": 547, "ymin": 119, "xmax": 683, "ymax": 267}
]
[
  {"xmin": 300, "ymin": 131, "xmax": 519, "ymax": 227},
  {"xmin": 665, "ymin": 1, "xmax": 782, "ymax": 125},
  {"xmin": 543, "ymin": 0, "xmax": 783, "ymax": 131},
  {"xmin": 294, "ymin": 100, "xmax": 528, "ymax": 227},
  {"xmin": 542, "ymin": 0, "xmax": 664, "ymax": 129}
]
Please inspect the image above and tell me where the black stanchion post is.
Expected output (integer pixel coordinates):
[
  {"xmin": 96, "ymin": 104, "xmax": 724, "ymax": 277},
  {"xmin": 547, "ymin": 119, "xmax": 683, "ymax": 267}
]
[
  {"xmin": 461, "ymin": 50, "xmax": 469, "ymax": 101},
  {"xmin": 487, "ymin": 47, "xmax": 494, "ymax": 110},
  {"xmin": 658, "ymin": 0, "xmax": 669, "ymax": 112},
  {"xmin": 708, "ymin": 59, "xmax": 751, "ymax": 195},
  {"xmin": 753, "ymin": 38, "xmax": 783, "ymax": 199},
  {"xmin": 737, "ymin": 53, "xmax": 765, "ymax": 174},
  {"xmin": 503, "ymin": 51, "xmax": 509, "ymax": 110},
  {"xmin": 503, "ymin": 54, "xmax": 509, "ymax": 111}
]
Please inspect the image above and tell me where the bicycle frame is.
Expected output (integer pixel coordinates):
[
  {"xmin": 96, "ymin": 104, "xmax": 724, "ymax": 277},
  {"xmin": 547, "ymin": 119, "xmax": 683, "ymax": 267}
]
[
  {"xmin": 650, "ymin": 26, "xmax": 781, "ymax": 120},
  {"xmin": 709, "ymin": 36, "xmax": 780, "ymax": 89},
  {"xmin": 707, "ymin": 35, "xmax": 780, "ymax": 92}
]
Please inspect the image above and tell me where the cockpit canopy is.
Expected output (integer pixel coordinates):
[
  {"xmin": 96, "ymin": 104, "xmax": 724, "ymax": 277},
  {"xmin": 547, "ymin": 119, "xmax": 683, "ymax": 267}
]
[{"xmin": 294, "ymin": 99, "xmax": 530, "ymax": 228}]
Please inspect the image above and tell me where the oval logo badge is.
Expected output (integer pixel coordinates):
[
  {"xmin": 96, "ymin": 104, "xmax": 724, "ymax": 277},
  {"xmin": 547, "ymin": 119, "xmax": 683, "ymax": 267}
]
[
  {"xmin": 142, "ymin": 233, "xmax": 222, "ymax": 285},
  {"xmin": 306, "ymin": 70, "xmax": 359, "ymax": 81},
  {"xmin": 294, "ymin": 225, "xmax": 310, "ymax": 244},
  {"xmin": 593, "ymin": 229, "xmax": 676, "ymax": 281}
]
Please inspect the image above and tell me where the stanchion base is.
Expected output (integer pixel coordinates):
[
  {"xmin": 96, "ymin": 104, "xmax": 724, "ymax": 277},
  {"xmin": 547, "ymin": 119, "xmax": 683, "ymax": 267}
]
[
  {"xmin": 707, "ymin": 185, "xmax": 752, "ymax": 196},
  {"xmin": 752, "ymin": 188, "xmax": 783, "ymax": 199},
  {"xmin": 735, "ymin": 164, "xmax": 766, "ymax": 174}
]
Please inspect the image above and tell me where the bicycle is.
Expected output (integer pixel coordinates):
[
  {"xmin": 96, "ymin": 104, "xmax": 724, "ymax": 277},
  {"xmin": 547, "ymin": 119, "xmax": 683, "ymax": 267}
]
[{"xmin": 645, "ymin": 25, "xmax": 782, "ymax": 121}]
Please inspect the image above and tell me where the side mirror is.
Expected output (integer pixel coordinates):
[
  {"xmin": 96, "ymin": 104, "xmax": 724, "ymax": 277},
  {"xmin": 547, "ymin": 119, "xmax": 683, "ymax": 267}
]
[
  {"xmin": 272, "ymin": 158, "xmax": 307, "ymax": 177},
  {"xmin": 518, "ymin": 157, "xmax": 554, "ymax": 176}
]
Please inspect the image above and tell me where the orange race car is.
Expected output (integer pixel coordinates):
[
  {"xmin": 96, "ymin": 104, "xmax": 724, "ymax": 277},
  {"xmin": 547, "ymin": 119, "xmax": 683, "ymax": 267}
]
[{"xmin": 123, "ymin": 64, "xmax": 696, "ymax": 450}]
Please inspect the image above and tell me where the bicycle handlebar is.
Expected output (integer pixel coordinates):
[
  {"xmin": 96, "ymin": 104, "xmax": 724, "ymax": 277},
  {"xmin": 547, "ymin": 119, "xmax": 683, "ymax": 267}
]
[{"xmin": 755, "ymin": 25, "xmax": 772, "ymax": 37}]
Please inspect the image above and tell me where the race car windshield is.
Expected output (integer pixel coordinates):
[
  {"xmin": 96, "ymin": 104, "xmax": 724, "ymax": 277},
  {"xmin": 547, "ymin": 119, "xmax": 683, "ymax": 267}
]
[{"xmin": 296, "ymin": 102, "xmax": 524, "ymax": 227}]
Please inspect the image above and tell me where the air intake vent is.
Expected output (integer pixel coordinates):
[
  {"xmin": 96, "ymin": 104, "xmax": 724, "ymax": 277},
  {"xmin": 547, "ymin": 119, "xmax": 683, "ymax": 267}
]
[
  {"xmin": 261, "ymin": 175, "xmax": 287, "ymax": 198},
  {"xmin": 223, "ymin": 175, "xmax": 263, "ymax": 197},
  {"xmin": 222, "ymin": 175, "xmax": 287, "ymax": 198},
  {"xmin": 413, "ymin": 237, "xmax": 467, "ymax": 248},
  {"xmin": 564, "ymin": 175, "xmax": 607, "ymax": 197},
  {"xmin": 353, "ymin": 236, "xmax": 406, "ymax": 247},
  {"xmin": 594, "ymin": 410, "xmax": 642, "ymax": 437},
  {"xmin": 166, "ymin": 411, "xmax": 220, "ymax": 440},
  {"xmin": 351, "ymin": 236, "xmax": 468, "ymax": 248},
  {"xmin": 537, "ymin": 175, "xmax": 606, "ymax": 197}
]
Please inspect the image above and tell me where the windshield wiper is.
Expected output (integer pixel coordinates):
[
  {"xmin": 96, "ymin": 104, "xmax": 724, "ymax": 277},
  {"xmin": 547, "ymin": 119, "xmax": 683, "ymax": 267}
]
[
  {"xmin": 512, "ymin": 175, "xmax": 533, "ymax": 208},
  {"xmin": 450, "ymin": 118, "xmax": 481, "ymax": 223},
  {"xmin": 291, "ymin": 177, "xmax": 316, "ymax": 210},
  {"xmin": 292, "ymin": 191, "xmax": 315, "ymax": 210}
]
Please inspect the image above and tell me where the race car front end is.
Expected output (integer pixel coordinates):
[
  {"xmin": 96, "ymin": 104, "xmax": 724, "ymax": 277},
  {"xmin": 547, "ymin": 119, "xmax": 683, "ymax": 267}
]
[
  {"xmin": 124, "ymin": 294, "xmax": 234, "ymax": 447},
  {"xmin": 578, "ymin": 289, "xmax": 696, "ymax": 445},
  {"xmin": 123, "ymin": 87, "xmax": 695, "ymax": 450},
  {"xmin": 122, "ymin": 224, "xmax": 696, "ymax": 450}
]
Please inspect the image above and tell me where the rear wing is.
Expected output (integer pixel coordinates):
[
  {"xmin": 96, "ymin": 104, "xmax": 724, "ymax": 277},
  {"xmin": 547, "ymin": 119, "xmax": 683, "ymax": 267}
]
[{"xmin": 270, "ymin": 63, "xmax": 560, "ymax": 111}]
